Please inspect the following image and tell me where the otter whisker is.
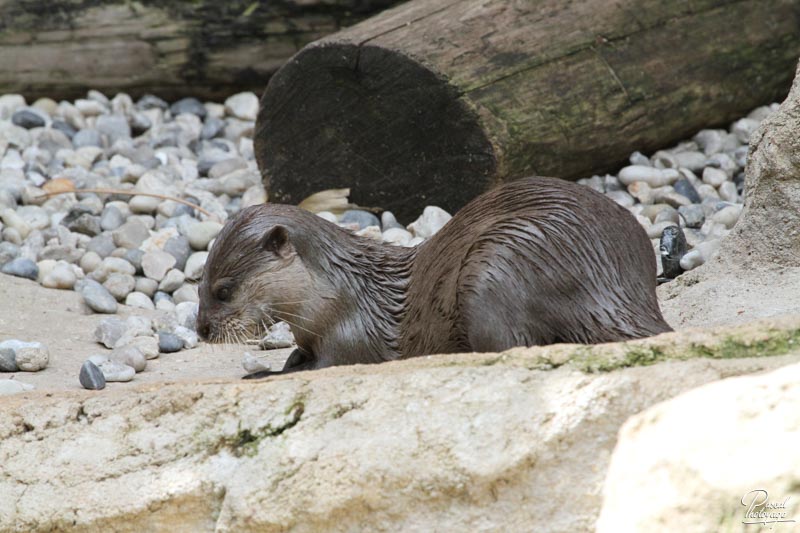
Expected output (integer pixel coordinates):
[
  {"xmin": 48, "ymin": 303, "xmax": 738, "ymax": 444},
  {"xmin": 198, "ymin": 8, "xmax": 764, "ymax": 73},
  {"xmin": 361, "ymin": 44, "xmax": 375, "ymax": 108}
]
[
  {"xmin": 274, "ymin": 314, "xmax": 321, "ymax": 338},
  {"xmin": 270, "ymin": 310, "xmax": 315, "ymax": 322}
]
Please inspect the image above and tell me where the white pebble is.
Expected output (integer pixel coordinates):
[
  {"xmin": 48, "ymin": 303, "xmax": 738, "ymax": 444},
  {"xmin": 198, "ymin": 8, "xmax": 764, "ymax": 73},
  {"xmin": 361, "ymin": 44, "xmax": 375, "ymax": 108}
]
[
  {"xmin": 407, "ymin": 206, "xmax": 452, "ymax": 238},
  {"xmin": 617, "ymin": 166, "xmax": 679, "ymax": 187}
]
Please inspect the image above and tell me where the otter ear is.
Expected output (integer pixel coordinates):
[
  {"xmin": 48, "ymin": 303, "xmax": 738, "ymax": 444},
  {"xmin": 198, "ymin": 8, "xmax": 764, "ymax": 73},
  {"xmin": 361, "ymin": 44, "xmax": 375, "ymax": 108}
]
[{"xmin": 263, "ymin": 225, "xmax": 293, "ymax": 258}]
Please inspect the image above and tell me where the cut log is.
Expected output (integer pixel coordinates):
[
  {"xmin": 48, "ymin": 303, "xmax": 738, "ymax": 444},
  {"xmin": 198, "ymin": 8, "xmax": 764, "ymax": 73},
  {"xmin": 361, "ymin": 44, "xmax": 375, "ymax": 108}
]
[
  {"xmin": 256, "ymin": 0, "xmax": 800, "ymax": 221},
  {"xmin": 0, "ymin": 0, "xmax": 403, "ymax": 101}
]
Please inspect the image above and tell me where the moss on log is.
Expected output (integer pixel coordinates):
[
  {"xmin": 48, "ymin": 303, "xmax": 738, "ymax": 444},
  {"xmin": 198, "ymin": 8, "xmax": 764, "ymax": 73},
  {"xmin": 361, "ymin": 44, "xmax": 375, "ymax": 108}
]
[{"xmin": 256, "ymin": 0, "xmax": 800, "ymax": 221}]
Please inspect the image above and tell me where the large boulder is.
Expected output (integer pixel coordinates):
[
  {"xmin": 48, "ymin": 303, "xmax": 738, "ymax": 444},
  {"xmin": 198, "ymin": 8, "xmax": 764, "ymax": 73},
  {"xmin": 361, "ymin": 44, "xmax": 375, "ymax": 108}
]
[
  {"xmin": 597, "ymin": 360, "xmax": 800, "ymax": 532},
  {"xmin": 659, "ymin": 60, "xmax": 800, "ymax": 328},
  {"xmin": 2, "ymin": 317, "xmax": 800, "ymax": 532}
]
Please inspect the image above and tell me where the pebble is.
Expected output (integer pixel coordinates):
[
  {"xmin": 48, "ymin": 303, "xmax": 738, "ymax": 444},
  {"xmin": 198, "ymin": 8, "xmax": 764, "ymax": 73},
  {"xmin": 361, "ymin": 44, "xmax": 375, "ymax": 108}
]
[
  {"xmin": 407, "ymin": 206, "xmax": 452, "ymax": 238},
  {"xmin": 711, "ymin": 205, "xmax": 742, "ymax": 229},
  {"xmin": 0, "ymin": 347, "xmax": 17, "ymax": 371},
  {"xmin": 0, "ymin": 379, "xmax": 35, "ymax": 395},
  {"xmin": 259, "ymin": 321, "xmax": 295, "ymax": 349},
  {"xmin": 170, "ymin": 97, "xmax": 206, "ymax": 118},
  {"xmin": 659, "ymin": 226, "xmax": 688, "ymax": 279},
  {"xmin": 122, "ymin": 335, "xmax": 160, "ymax": 360},
  {"xmin": 11, "ymin": 109, "xmax": 45, "ymax": 129},
  {"xmin": 1, "ymin": 258, "xmax": 38, "ymax": 280},
  {"xmin": 109, "ymin": 346, "xmax": 147, "ymax": 372},
  {"xmin": 78, "ymin": 279, "xmax": 118, "ymax": 313},
  {"xmin": 103, "ymin": 273, "xmax": 136, "ymax": 301},
  {"xmin": 0, "ymin": 241, "xmax": 20, "ymax": 266},
  {"xmin": 158, "ymin": 331, "xmax": 184, "ymax": 353},
  {"xmin": 617, "ymin": 166, "xmax": 679, "ymax": 187},
  {"xmin": 186, "ymin": 221, "xmax": 223, "ymax": 250},
  {"xmin": 673, "ymin": 179, "xmax": 702, "ymax": 204},
  {"xmin": 173, "ymin": 283, "xmax": 199, "ymax": 304},
  {"xmin": 381, "ymin": 211, "xmax": 405, "ymax": 230},
  {"xmin": 605, "ymin": 190, "xmax": 634, "ymax": 208},
  {"xmin": 382, "ymin": 227, "xmax": 413, "ymax": 246},
  {"xmin": 224, "ymin": 92, "xmax": 259, "ymax": 121},
  {"xmin": 678, "ymin": 204, "xmax": 705, "ymax": 229},
  {"xmin": 242, "ymin": 352, "xmax": 270, "ymax": 373},
  {"xmin": 41, "ymin": 261, "xmax": 78, "ymax": 290},
  {"xmin": 316, "ymin": 211, "xmax": 338, "ymax": 224},
  {"xmin": 100, "ymin": 205, "xmax": 125, "ymax": 232},
  {"xmin": 184, "ymin": 251, "xmax": 208, "ymax": 281},
  {"xmin": 135, "ymin": 276, "xmax": 158, "ymax": 297},
  {"xmin": 341, "ymin": 209, "xmax": 380, "ymax": 230},
  {"xmin": 125, "ymin": 291, "xmax": 155, "ymax": 310},
  {"xmin": 175, "ymin": 301, "xmax": 199, "ymax": 330},
  {"xmin": 174, "ymin": 325, "xmax": 199, "ymax": 349},
  {"xmin": 163, "ymin": 235, "xmax": 192, "ymax": 271},
  {"xmin": 112, "ymin": 219, "xmax": 150, "ymax": 249},
  {"xmin": 94, "ymin": 317, "xmax": 127, "ymax": 348},
  {"xmin": 97, "ymin": 360, "xmax": 135, "ymax": 382},
  {"xmin": 141, "ymin": 249, "xmax": 176, "ymax": 281},
  {"xmin": 702, "ymin": 166, "xmax": 728, "ymax": 187},
  {"xmin": 159, "ymin": 268, "xmax": 185, "ymax": 293}
]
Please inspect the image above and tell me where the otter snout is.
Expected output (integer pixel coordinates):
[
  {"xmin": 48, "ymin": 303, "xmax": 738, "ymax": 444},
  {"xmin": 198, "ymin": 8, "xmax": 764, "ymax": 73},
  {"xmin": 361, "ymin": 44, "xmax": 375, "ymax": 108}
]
[{"xmin": 196, "ymin": 310, "xmax": 212, "ymax": 341}]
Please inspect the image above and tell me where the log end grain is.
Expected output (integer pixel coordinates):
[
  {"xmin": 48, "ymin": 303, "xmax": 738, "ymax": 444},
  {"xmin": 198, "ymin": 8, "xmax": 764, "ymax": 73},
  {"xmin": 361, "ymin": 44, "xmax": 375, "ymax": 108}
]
[{"xmin": 255, "ymin": 42, "xmax": 497, "ymax": 222}]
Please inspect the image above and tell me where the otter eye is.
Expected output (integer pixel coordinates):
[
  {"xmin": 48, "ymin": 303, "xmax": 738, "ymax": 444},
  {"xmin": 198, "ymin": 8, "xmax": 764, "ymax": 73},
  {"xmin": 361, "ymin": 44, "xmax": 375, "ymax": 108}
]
[{"xmin": 215, "ymin": 286, "xmax": 232, "ymax": 302}]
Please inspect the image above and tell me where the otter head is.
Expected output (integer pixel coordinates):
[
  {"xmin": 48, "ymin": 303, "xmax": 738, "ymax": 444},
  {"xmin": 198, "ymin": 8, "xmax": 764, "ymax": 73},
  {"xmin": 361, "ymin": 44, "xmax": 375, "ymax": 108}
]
[{"xmin": 196, "ymin": 205, "xmax": 315, "ymax": 345}]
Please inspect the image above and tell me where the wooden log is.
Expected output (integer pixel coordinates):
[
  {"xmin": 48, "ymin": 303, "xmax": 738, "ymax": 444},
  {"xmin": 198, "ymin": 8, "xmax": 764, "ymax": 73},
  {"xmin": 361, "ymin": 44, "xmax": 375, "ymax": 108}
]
[
  {"xmin": 256, "ymin": 0, "xmax": 800, "ymax": 222},
  {"xmin": 0, "ymin": 0, "xmax": 402, "ymax": 101}
]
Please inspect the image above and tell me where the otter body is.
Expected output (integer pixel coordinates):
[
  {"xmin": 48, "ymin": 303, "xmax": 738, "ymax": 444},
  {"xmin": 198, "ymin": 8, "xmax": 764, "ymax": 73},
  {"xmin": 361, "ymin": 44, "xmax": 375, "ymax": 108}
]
[{"xmin": 197, "ymin": 177, "xmax": 671, "ymax": 373}]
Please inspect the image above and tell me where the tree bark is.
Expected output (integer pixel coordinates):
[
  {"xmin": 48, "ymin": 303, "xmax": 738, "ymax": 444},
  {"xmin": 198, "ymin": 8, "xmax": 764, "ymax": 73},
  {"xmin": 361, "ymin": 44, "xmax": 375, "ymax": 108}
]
[
  {"xmin": 0, "ymin": 0, "xmax": 402, "ymax": 101},
  {"xmin": 256, "ymin": 0, "xmax": 800, "ymax": 222}
]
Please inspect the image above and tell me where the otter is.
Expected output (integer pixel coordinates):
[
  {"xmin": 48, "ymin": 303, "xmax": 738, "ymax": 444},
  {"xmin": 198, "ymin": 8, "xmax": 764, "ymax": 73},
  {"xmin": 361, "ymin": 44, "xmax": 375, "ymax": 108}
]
[{"xmin": 196, "ymin": 176, "xmax": 672, "ymax": 375}]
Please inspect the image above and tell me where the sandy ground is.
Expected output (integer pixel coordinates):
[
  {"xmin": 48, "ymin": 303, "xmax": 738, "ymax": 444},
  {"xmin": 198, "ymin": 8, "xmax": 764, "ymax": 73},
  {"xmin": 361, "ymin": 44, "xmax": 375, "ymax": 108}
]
[{"xmin": 0, "ymin": 274, "xmax": 292, "ymax": 392}]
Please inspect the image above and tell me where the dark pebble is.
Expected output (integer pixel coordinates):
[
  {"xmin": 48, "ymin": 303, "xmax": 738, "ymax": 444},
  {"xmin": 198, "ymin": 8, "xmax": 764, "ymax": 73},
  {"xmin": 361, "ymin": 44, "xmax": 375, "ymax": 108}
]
[
  {"xmin": 1, "ymin": 258, "xmax": 38, "ymax": 280},
  {"xmin": 67, "ymin": 213, "xmax": 102, "ymax": 237},
  {"xmin": 51, "ymin": 120, "xmax": 77, "ymax": 139},
  {"xmin": 0, "ymin": 347, "xmax": 17, "ymax": 372},
  {"xmin": 163, "ymin": 236, "xmax": 191, "ymax": 271},
  {"xmin": 79, "ymin": 360, "xmax": 106, "ymax": 390},
  {"xmin": 136, "ymin": 94, "xmax": 169, "ymax": 111},
  {"xmin": 733, "ymin": 172, "xmax": 745, "ymax": 196},
  {"xmin": 673, "ymin": 179, "xmax": 702, "ymax": 204},
  {"xmin": 170, "ymin": 97, "xmax": 206, "ymax": 119},
  {"xmin": 341, "ymin": 210, "xmax": 380, "ymax": 230},
  {"xmin": 158, "ymin": 331, "xmax": 183, "ymax": 353},
  {"xmin": 11, "ymin": 109, "xmax": 45, "ymax": 129},
  {"xmin": 659, "ymin": 225, "xmax": 688, "ymax": 279}
]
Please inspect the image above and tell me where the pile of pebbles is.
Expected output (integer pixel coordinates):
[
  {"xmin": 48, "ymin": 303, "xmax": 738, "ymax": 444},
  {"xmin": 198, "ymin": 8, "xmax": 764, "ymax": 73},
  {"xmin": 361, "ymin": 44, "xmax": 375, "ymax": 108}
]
[
  {"xmin": 578, "ymin": 104, "xmax": 775, "ymax": 277},
  {"xmin": 0, "ymin": 87, "xmax": 772, "ymax": 392}
]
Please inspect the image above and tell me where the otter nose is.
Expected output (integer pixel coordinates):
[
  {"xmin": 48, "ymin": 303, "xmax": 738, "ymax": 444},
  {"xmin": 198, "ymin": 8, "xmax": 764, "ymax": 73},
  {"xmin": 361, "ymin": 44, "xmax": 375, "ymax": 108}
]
[{"xmin": 196, "ymin": 316, "xmax": 211, "ymax": 341}]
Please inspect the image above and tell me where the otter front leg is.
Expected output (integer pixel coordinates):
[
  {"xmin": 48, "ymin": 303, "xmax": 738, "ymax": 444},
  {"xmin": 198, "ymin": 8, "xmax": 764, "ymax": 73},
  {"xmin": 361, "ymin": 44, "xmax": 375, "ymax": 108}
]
[{"xmin": 242, "ymin": 348, "xmax": 315, "ymax": 379}]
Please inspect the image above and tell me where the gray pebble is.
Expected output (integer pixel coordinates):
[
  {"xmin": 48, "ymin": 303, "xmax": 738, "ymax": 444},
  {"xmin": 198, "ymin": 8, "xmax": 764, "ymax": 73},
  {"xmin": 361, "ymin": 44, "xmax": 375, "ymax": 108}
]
[
  {"xmin": 112, "ymin": 219, "xmax": 150, "ymax": 249},
  {"xmin": 673, "ymin": 179, "xmax": 702, "ymax": 204},
  {"xmin": 0, "ymin": 241, "xmax": 20, "ymax": 266},
  {"xmin": 67, "ymin": 213, "xmax": 102, "ymax": 237},
  {"xmin": 87, "ymin": 233, "xmax": 117, "ymax": 258},
  {"xmin": 94, "ymin": 317, "xmax": 126, "ymax": 348},
  {"xmin": 79, "ymin": 360, "xmax": 106, "ymax": 390},
  {"xmin": 137, "ymin": 94, "xmax": 169, "ymax": 111},
  {"xmin": 158, "ymin": 331, "xmax": 183, "ymax": 353},
  {"xmin": 158, "ymin": 268, "xmax": 185, "ymax": 293},
  {"xmin": 170, "ymin": 97, "xmax": 206, "ymax": 119},
  {"xmin": 103, "ymin": 273, "xmax": 136, "ymax": 301},
  {"xmin": 51, "ymin": 120, "xmax": 77, "ymax": 139},
  {"xmin": 97, "ymin": 360, "xmax": 135, "ymax": 382},
  {"xmin": 153, "ymin": 291, "xmax": 172, "ymax": 304},
  {"xmin": 173, "ymin": 325, "xmax": 199, "ymax": 349},
  {"xmin": 72, "ymin": 129, "xmax": 103, "ymax": 149},
  {"xmin": 141, "ymin": 249, "xmax": 176, "ymax": 281},
  {"xmin": 173, "ymin": 283, "xmax": 198, "ymax": 304},
  {"xmin": 100, "ymin": 205, "xmax": 125, "ymax": 231},
  {"xmin": 11, "ymin": 109, "xmax": 45, "ymax": 129},
  {"xmin": 341, "ymin": 210, "xmax": 380, "ymax": 230},
  {"xmin": 163, "ymin": 235, "xmax": 191, "ymax": 271},
  {"xmin": 1, "ymin": 258, "xmax": 38, "ymax": 280},
  {"xmin": 183, "ymin": 251, "xmax": 207, "ymax": 281},
  {"xmin": 259, "ymin": 321, "xmax": 295, "ymax": 349},
  {"xmin": 78, "ymin": 279, "xmax": 118, "ymax": 313},
  {"xmin": 0, "ymin": 347, "xmax": 17, "ymax": 372},
  {"xmin": 201, "ymin": 117, "xmax": 225, "ymax": 140},
  {"xmin": 125, "ymin": 291, "xmax": 155, "ymax": 310},
  {"xmin": 124, "ymin": 249, "xmax": 144, "ymax": 274},
  {"xmin": 109, "ymin": 346, "xmax": 146, "ymax": 373},
  {"xmin": 96, "ymin": 114, "xmax": 131, "ymax": 145},
  {"xmin": 135, "ymin": 276, "xmax": 159, "ymax": 297},
  {"xmin": 175, "ymin": 301, "xmax": 198, "ymax": 331},
  {"xmin": 380, "ymin": 211, "xmax": 404, "ymax": 230}
]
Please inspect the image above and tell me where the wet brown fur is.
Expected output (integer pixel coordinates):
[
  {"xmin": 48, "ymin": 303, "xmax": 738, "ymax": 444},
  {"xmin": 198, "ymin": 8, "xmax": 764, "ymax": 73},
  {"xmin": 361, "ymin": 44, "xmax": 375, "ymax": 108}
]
[{"xmin": 197, "ymin": 176, "xmax": 672, "ymax": 372}]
